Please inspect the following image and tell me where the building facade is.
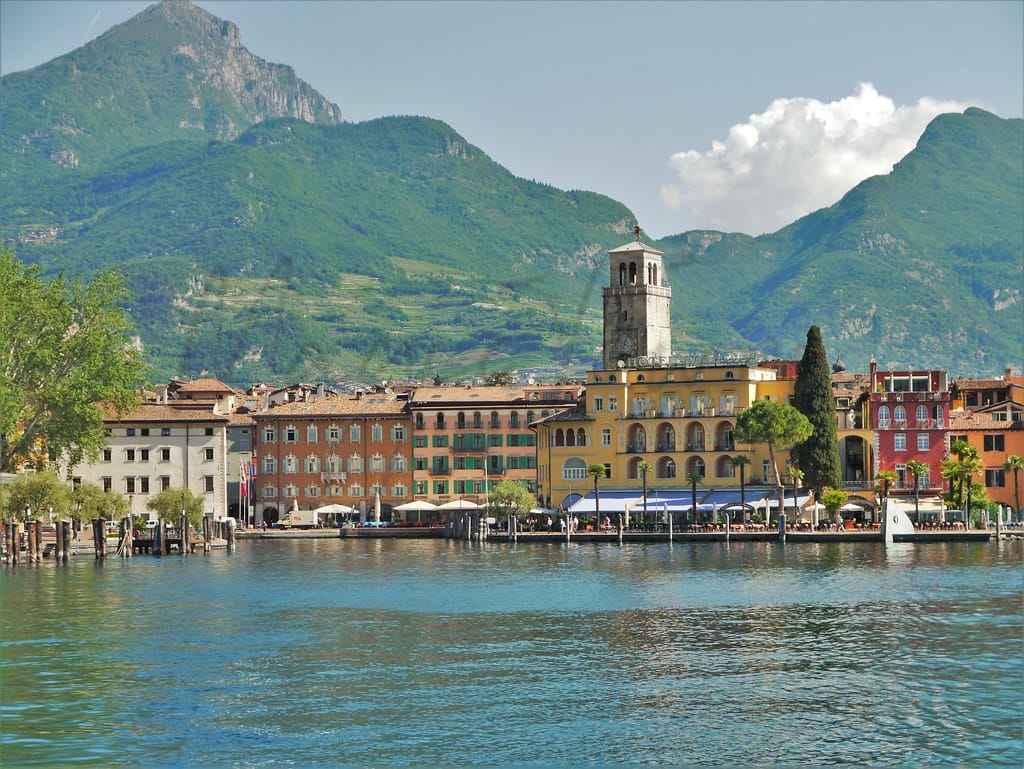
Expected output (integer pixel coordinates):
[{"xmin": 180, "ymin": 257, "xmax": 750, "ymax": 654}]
[
  {"xmin": 251, "ymin": 392, "xmax": 413, "ymax": 524},
  {"xmin": 407, "ymin": 385, "xmax": 581, "ymax": 505}
]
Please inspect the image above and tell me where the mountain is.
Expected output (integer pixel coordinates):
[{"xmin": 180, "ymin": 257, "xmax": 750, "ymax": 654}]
[
  {"xmin": 2, "ymin": 1, "xmax": 1021, "ymax": 384},
  {"xmin": 657, "ymin": 107, "xmax": 1023, "ymax": 375},
  {"xmin": 0, "ymin": 0, "xmax": 342, "ymax": 184}
]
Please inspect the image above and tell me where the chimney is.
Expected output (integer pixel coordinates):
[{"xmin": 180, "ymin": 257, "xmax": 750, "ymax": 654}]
[
  {"xmin": 317, "ymin": 382, "xmax": 325, "ymax": 398},
  {"xmin": 156, "ymin": 384, "xmax": 168, "ymax": 405}
]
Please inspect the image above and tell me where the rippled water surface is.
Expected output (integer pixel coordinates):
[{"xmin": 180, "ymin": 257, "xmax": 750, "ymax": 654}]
[{"xmin": 2, "ymin": 538, "xmax": 1022, "ymax": 768}]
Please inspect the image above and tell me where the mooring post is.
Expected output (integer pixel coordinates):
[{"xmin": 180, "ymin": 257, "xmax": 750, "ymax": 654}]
[
  {"xmin": 180, "ymin": 514, "xmax": 189, "ymax": 555},
  {"xmin": 202, "ymin": 517, "xmax": 211, "ymax": 553},
  {"xmin": 10, "ymin": 521, "xmax": 22, "ymax": 564},
  {"xmin": 226, "ymin": 517, "xmax": 236, "ymax": 552}
]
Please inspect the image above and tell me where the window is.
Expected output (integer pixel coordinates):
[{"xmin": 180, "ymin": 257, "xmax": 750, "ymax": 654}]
[
  {"xmin": 414, "ymin": 436, "xmax": 427, "ymax": 448},
  {"xmin": 284, "ymin": 455, "xmax": 298, "ymax": 474},
  {"xmin": 490, "ymin": 412, "xmax": 500, "ymax": 428},
  {"xmin": 327, "ymin": 425, "xmax": 341, "ymax": 442},
  {"xmin": 435, "ymin": 413, "xmax": 445, "ymax": 429},
  {"xmin": 370, "ymin": 454, "xmax": 385, "ymax": 472},
  {"xmin": 432, "ymin": 480, "xmax": 448, "ymax": 495},
  {"xmin": 126, "ymin": 428, "xmax": 136, "ymax": 437},
  {"xmin": 877, "ymin": 406, "xmax": 890, "ymax": 428},
  {"xmin": 350, "ymin": 425, "xmax": 361, "ymax": 442},
  {"xmin": 204, "ymin": 447, "xmax": 214, "ymax": 461},
  {"xmin": 473, "ymin": 412, "xmax": 482, "ymax": 429},
  {"xmin": 140, "ymin": 449, "xmax": 149, "ymax": 461},
  {"xmin": 283, "ymin": 484, "xmax": 299, "ymax": 498},
  {"xmin": 125, "ymin": 477, "xmax": 136, "ymax": 493},
  {"xmin": 160, "ymin": 476, "xmax": 171, "ymax": 491},
  {"xmin": 204, "ymin": 476, "xmax": 214, "ymax": 493},
  {"xmin": 510, "ymin": 412, "xmax": 520, "ymax": 428},
  {"xmin": 432, "ymin": 435, "xmax": 449, "ymax": 448},
  {"xmin": 348, "ymin": 455, "xmax": 364, "ymax": 473},
  {"xmin": 894, "ymin": 433, "xmax": 906, "ymax": 451},
  {"xmin": 456, "ymin": 412, "xmax": 466, "ymax": 429},
  {"xmin": 102, "ymin": 477, "xmax": 112, "ymax": 492},
  {"xmin": 161, "ymin": 448, "xmax": 171, "ymax": 462},
  {"xmin": 983, "ymin": 434, "xmax": 1005, "ymax": 452},
  {"xmin": 593, "ymin": 396, "xmax": 604, "ymax": 411},
  {"xmin": 307, "ymin": 425, "xmax": 318, "ymax": 443},
  {"xmin": 204, "ymin": 428, "xmax": 213, "ymax": 436},
  {"xmin": 392, "ymin": 455, "xmax": 408, "ymax": 472},
  {"xmin": 284, "ymin": 426, "xmax": 298, "ymax": 443},
  {"xmin": 985, "ymin": 469, "xmax": 1005, "ymax": 487},
  {"xmin": 263, "ymin": 427, "xmax": 276, "ymax": 443},
  {"xmin": 608, "ymin": 396, "xmax": 618, "ymax": 412},
  {"xmin": 305, "ymin": 456, "xmax": 320, "ymax": 473},
  {"xmin": 140, "ymin": 428, "xmax": 149, "ymax": 437},
  {"xmin": 161, "ymin": 427, "xmax": 171, "ymax": 437},
  {"xmin": 601, "ymin": 428, "xmax": 611, "ymax": 447},
  {"xmin": 139, "ymin": 477, "xmax": 149, "ymax": 493},
  {"xmin": 893, "ymin": 405, "xmax": 906, "ymax": 424},
  {"xmin": 392, "ymin": 425, "xmax": 406, "ymax": 441},
  {"xmin": 103, "ymin": 449, "xmax": 112, "ymax": 462},
  {"xmin": 372, "ymin": 424, "xmax": 383, "ymax": 442},
  {"xmin": 391, "ymin": 483, "xmax": 408, "ymax": 498},
  {"xmin": 262, "ymin": 456, "xmax": 277, "ymax": 474},
  {"xmin": 261, "ymin": 485, "xmax": 276, "ymax": 499},
  {"xmin": 917, "ymin": 433, "xmax": 929, "ymax": 451},
  {"xmin": 916, "ymin": 405, "xmax": 928, "ymax": 424},
  {"xmin": 126, "ymin": 449, "xmax": 135, "ymax": 461}
]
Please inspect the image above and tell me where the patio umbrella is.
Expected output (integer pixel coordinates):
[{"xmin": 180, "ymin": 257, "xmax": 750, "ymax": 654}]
[
  {"xmin": 313, "ymin": 503, "xmax": 355, "ymax": 515},
  {"xmin": 394, "ymin": 500, "xmax": 438, "ymax": 524},
  {"xmin": 437, "ymin": 499, "xmax": 483, "ymax": 511}
]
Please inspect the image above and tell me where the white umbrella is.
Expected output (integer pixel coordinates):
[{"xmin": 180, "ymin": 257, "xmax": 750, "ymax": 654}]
[
  {"xmin": 438, "ymin": 499, "xmax": 482, "ymax": 511},
  {"xmin": 313, "ymin": 503, "xmax": 355, "ymax": 515},
  {"xmin": 394, "ymin": 499, "xmax": 438, "ymax": 524}
]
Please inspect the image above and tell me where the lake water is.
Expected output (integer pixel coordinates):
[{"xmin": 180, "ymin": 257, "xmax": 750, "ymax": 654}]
[{"xmin": 2, "ymin": 538, "xmax": 1022, "ymax": 768}]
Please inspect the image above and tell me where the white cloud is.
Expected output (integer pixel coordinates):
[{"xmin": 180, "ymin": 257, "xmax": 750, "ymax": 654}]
[{"xmin": 660, "ymin": 83, "xmax": 967, "ymax": 235}]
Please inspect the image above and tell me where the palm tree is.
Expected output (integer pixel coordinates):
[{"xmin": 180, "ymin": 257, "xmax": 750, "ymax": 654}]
[
  {"xmin": 733, "ymin": 454, "xmax": 751, "ymax": 522},
  {"xmin": 1004, "ymin": 455, "xmax": 1024, "ymax": 522},
  {"xmin": 686, "ymin": 472, "xmax": 702, "ymax": 527},
  {"xmin": 788, "ymin": 467, "xmax": 804, "ymax": 522},
  {"xmin": 638, "ymin": 460, "xmax": 654, "ymax": 525},
  {"xmin": 587, "ymin": 463, "xmax": 606, "ymax": 530},
  {"xmin": 906, "ymin": 460, "xmax": 929, "ymax": 524}
]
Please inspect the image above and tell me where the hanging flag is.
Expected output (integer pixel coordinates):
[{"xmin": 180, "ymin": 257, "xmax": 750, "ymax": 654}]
[{"xmin": 239, "ymin": 458, "xmax": 248, "ymax": 497}]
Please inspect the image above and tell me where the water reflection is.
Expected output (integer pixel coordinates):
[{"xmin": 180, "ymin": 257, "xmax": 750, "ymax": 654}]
[{"xmin": 2, "ymin": 539, "xmax": 1021, "ymax": 768}]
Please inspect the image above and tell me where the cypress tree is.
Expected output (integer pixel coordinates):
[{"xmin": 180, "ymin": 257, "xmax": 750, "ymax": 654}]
[{"xmin": 794, "ymin": 326, "xmax": 841, "ymax": 500}]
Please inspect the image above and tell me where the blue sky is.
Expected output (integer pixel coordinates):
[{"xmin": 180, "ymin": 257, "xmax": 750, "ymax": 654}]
[{"xmin": 2, "ymin": 0, "xmax": 1021, "ymax": 237}]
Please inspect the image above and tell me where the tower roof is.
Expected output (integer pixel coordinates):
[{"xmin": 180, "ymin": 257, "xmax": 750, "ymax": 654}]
[{"xmin": 609, "ymin": 240, "xmax": 664, "ymax": 257}]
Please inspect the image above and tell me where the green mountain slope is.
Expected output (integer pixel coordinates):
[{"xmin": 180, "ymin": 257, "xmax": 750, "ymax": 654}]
[
  {"xmin": 1, "ymin": 1, "xmax": 1020, "ymax": 383},
  {"xmin": 658, "ymin": 108, "xmax": 1023, "ymax": 374}
]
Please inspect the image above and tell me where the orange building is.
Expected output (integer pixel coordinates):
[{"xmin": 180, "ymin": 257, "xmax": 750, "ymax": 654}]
[{"xmin": 251, "ymin": 392, "xmax": 413, "ymax": 525}]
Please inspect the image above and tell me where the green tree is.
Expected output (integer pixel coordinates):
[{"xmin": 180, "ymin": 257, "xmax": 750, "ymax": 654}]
[
  {"xmin": 822, "ymin": 488, "xmax": 847, "ymax": 527},
  {"xmin": 686, "ymin": 472, "xmax": 703, "ymax": 526},
  {"xmin": 587, "ymin": 463, "xmax": 606, "ymax": 525},
  {"xmin": 906, "ymin": 459, "xmax": 930, "ymax": 523},
  {"xmin": 735, "ymin": 399, "xmax": 813, "ymax": 517},
  {"xmin": 788, "ymin": 467, "xmax": 805, "ymax": 520},
  {"xmin": 69, "ymin": 482, "xmax": 129, "ymax": 525},
  {"xmin": 638, "ymin": 460, "xmax": 653, "ymax": 523},
  {"xmin": 1005, "ymin": 454, "xmax": 1024, "ymax": 520},
  {"xmin": 146, "ymin": 487, "xmax": 205, "ymax": 527},
  {"xmin": 486, "ymin": 371, "xmax": 516, "ymax": 386},
  {"xmin": 793, "ymin": 326, "xmax": 841, "ymax": 501},
  {"xmin": 5, "ymin": 471, "xmax": 70, "ymax": 522},
  {"xmin": 0, "ymin": 250, "xmax": 149, "ymax": 473},
  {"xmin": 732, "ymin": 454, "xmax": 751, "ymax": 521},
  {"xmin": 488, "ymin": 479, "xmax": 536, "ymax": 521}
]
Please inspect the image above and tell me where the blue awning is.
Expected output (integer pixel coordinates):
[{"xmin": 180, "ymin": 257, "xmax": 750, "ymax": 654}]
[{"xmin": 568, "ymin": 491, "xmax": 642, "ymax": 514}]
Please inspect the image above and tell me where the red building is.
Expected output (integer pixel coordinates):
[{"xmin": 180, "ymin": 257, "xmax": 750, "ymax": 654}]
[{"xmin": 869, "ymin": 361, "xmax": 950, "ymax": 496}]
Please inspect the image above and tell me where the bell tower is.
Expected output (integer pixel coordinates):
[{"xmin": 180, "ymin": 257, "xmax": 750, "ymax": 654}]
[{"xmin": 602, "ymin": 226, "xmax": 672, "ymax": 369}]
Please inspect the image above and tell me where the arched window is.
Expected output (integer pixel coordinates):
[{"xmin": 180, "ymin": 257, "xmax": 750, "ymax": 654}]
[
  {"xmin": 576, "ymin": 428, "xmax": 587, "ymax": 447},
  {"xmin": 915, "ymin": 405, "xmax": 928, "ymax": 425},
  {"xmin": 562, "ymin": 457, "xmax": 588, "ymax": 481},
  {"xmin": 657, "ymin": 423, "xmax": 675, "ymax": 452},
  {"xmin": 566, "ymin": 429, "xmax": 576, "ymax": 447},
  {"xmin": 618, "ymin": 264, "xmax": 627, "ymax": 286},
  {"xmin": 629, "ymin": 261, "xmax": 638, "ymax": 284},
  {"xmin": 628, "ymin": 456, "xmax": 642, "ymax": 480},
  {"xmin": 877, "ymin": 405, "xmax": 890, "ymax": 428},
  {"xmin": 894, "ymin": 405, "xmax": 906, "ymax": 423},
  {"xmin": 716, "ymin": 456, "xmax": 735, "ymax": 479},
  {"xmin": 628, "ymin": 424, "xmax": 646, "ymax": 453},
  {"xmin": 687, "ymin": 457, "xmax": 706, "ymax": 478},
  {"xmin": 457, "ymin": 412, "xmax": 467, "ymax": 429},
  {"xmin": 657, "ymin": 457, "xmax": 676, "ymax": 479},
  {"xmin": 686, "ymin": 423, "xmax": 705, "ymax": 452},
  {"xmin": 554, "ymin": 429, "xmax": 565, "ymax": 447}
]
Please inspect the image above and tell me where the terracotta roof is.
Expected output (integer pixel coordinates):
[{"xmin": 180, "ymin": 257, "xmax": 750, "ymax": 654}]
[
  {"xmin": 409, "ymin": 386, "xmax": 536, "ymax": 406},
  {"xmin": 948, "ymin": 409, "xmax": 1010, "ymax": 431},
  {"xmin": 101, "ymin": 403, "xmax": 229, "ymax": 423},
  {"xmin": 175, "ymin": 377, "xmax": 237, "ymax": 394},
  {"xmin": 258, "ymin": 396, "xmax": 408, "ymax": 417}
]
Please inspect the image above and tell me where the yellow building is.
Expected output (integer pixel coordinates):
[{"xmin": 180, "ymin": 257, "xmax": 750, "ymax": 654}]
[{"xmin": 534, "ymin": 360, "xmax": 794, "ymax": 519}]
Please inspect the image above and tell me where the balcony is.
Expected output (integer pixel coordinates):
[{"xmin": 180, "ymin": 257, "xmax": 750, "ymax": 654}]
[
  {"xmin": 320, "ymin": 471, "xmax": 348, "ymax": 482},
  {"xmin": 626, "ymin": 443, "xmax": 646, "ymax": 453}
]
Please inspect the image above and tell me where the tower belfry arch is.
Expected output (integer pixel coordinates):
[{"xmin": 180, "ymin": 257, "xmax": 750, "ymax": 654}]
[{"xmin": 602, "ymin": 226, "xmax": 672, "ymax": 369}]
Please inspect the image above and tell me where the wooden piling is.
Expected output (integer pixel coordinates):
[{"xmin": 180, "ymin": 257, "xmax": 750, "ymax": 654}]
[
  {"xmin": 153, "ymin": 518, "xmax": 164, "ymax": 556},
  {"xmin": 202, "ymin": 517, "xmax": 211, "ymax": 553},
  {"xmin": 180, "ymin": 514, "xmax": 189, "ymax": 555},
  {"xmin": 226, "ymin": 517, "xmax": 236, "ymax": 552}
]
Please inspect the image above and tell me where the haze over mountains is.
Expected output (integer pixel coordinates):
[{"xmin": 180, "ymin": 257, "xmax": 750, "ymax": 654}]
[{"xmin": 2, "ymin": 0, "xmax": 1021, "ymax": 385}]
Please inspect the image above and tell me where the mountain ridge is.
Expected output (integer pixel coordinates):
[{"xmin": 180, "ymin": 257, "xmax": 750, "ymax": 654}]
[{"xmin": 1, "ymin": 1, "xmax": 1021, "ymax": 383}]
